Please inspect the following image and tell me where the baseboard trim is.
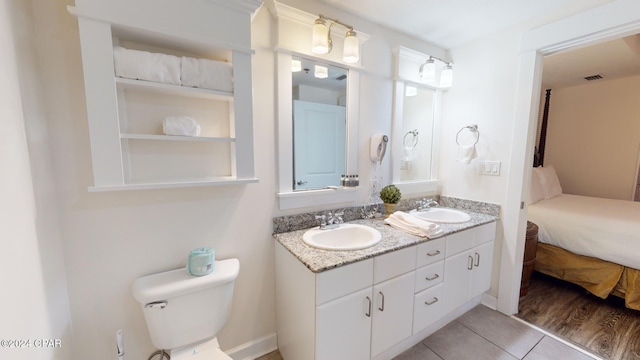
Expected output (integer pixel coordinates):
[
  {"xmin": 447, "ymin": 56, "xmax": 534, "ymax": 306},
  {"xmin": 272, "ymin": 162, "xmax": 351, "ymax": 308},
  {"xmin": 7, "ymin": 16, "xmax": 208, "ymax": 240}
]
[
  {"xmin": 226, "ymin": 333, "xmax": 278, "ymax": 360},
  {"xmin": 480, "ymin": 293, "xmax": 498, "ymax": 310}
]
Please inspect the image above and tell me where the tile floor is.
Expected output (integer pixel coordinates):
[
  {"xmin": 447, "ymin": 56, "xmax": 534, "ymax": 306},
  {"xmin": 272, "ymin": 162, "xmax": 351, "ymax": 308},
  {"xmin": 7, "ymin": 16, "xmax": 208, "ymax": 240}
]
[
  {"xmin": 258, "ymin": 305, "xmax": 601, "ymax": 360},
  {"xmin": 394, "ymin": 305, "xmax": 599, "ymax": 360}
]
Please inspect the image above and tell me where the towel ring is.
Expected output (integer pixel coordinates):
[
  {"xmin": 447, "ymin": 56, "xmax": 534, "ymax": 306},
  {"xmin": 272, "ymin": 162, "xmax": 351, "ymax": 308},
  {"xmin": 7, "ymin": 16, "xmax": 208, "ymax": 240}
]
[
  {"xmin": 456, "ymin": 125, "xmax": 479, "ymax": 146},
  {"xmin": 403, "ymin": 129, "xmax": 419, "ymax": 148}
]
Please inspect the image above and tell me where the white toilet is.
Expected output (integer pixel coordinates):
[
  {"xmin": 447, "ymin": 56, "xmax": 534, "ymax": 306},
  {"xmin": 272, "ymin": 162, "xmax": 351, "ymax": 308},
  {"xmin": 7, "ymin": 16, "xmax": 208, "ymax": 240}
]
[{"xmin": 132, "ymin": 258, "xmax": 240, "ymax": 359}]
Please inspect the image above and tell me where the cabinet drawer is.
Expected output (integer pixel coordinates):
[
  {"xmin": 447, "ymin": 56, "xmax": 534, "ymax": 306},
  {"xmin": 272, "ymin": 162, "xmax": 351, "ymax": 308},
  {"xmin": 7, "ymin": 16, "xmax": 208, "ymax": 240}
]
[
  {"xmin": 416, "ymin": 237, "xmax": 445, "ymax": 267},
  {"xmin": 413, "ymin": 283, "xmax": 444, "ymax": 334},
  {"xmin": 373, "ymin": 246, "xmax": 417, "ymax": 284},
  {"xmin": 445, "ymin": 229, "xmax": 474, "ymax": 256},
  {"xmin": 317, "ymin": 258, "xmax": 373, "ymax": 305},
  {"xmin": 475, "ymin": 222, "xmax": 497, "ymax": 246},
  {"xmin": 415, "ymin": 261, "xmax": 444, "ymax": 293}
]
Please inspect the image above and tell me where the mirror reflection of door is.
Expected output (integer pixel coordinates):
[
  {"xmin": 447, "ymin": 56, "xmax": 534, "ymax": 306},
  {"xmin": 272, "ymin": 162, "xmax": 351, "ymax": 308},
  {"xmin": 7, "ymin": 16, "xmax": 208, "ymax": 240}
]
[
  {"xmin": 293, "ymin": 100, "xmax": 346, "ymax": 190},
  {"xmin": 291, "ymin": 57, "xmax": 348, "ymax": 190}
]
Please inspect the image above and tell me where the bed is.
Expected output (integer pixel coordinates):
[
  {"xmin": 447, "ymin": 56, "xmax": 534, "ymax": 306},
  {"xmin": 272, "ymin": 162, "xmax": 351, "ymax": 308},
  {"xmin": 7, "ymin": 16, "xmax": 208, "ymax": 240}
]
[{"xmin": 527, "ymin": 166, "xmax": 640, "ymax": 310}]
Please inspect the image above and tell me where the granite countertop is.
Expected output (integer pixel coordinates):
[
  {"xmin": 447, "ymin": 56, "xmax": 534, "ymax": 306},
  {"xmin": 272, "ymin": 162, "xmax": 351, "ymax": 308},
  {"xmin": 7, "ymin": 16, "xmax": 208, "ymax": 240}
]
[{"xmin": 273, "ymin": 210, "xmax": 497, "ymax": 273}]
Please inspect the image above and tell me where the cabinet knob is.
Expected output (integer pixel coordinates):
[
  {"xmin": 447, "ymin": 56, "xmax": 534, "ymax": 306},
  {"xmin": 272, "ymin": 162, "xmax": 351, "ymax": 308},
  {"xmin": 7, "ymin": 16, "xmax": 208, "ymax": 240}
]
[
  {"xmin": 365, "ymin": 296, "xmax": 372, "ymax": 317},
  {"xmin": 426, "ymin": 250, "xmax": 441, "ymax": 257},
  {"xmin": 474, "ymin": 252, "xmax": 480, "ymax": 267},
  {"xmin": 467, "ymin": 255, "xmax": 474, "ymax": 270}
]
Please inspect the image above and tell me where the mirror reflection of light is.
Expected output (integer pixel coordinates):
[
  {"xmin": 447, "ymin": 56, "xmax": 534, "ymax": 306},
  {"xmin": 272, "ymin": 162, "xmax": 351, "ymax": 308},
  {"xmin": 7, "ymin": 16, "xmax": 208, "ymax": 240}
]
[
  {"xmin": 291, "ymin": 59, "xmax": 302, "ymax": 72},
  {"xmin": 314, "ymin": 65, "xmax": 328, "ymax": 79},
  {"xmin": 405, "ymin": 86, "xmax": 417, "ymax": 97}
]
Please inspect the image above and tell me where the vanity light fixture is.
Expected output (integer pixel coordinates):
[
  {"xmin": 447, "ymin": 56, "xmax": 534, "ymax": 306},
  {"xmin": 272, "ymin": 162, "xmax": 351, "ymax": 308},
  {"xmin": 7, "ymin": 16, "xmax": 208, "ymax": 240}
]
[
  {"xmin": 314, "ymin": 65, "xmax": 328, "ymax": 78},
  {"xmin": 291, "ymin": 59, "xmax": 302, "ymax": 72},
  {"xmin": 311, "ymin": 15, "xmax": 360, "ymax": 63},
  {"xmin": 419, "ymin": 56, "xmax": 453, "ymax": 87}
]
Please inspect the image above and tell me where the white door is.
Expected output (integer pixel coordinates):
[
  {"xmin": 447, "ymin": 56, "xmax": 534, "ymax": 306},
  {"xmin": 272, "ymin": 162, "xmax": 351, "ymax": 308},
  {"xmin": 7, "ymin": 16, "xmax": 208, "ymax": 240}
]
[
  {"xmin": 370, "ymin": 272, "xmax": 415, "ymax": 358},
  {"xmin": 316, "ymin": 287, "xmax": 372, "ymax": 360},
  {"xmin": 293, "ymin": 100, "xmax": 346, "ymax": 190}
]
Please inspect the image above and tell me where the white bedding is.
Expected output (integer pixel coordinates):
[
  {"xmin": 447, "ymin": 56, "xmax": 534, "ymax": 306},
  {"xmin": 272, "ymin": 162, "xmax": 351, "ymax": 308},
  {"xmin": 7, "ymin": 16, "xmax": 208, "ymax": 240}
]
[{"xmin": 528, "ymin": 194, "xmax": 640, "ymax": 270}]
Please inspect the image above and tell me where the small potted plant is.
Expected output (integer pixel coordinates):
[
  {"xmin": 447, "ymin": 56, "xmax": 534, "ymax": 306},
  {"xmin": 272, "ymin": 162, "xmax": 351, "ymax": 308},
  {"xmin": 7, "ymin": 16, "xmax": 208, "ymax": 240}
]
[{"xmin": 380, "ymin": 184, "xmax": 401, "ymax": 217}]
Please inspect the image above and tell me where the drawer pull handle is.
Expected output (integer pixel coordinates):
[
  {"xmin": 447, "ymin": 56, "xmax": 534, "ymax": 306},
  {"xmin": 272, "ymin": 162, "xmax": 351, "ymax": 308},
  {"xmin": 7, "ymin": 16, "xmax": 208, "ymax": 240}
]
[
  {"xmin": 425, "ymin": 274, "xmax": 440, "ymax": 281},
  {"xmin": 366, "ymin": 296, "xmax": 372, "ymax": 317},
  {"xmin": 425, "ymin": 297, "xmax": 439, "ymax": 306},
  {"xmin": 378, "ymin": 291, "xmax": 385, "ymax": 312},
  {"xmin": 427, "ymin": 250, "xmax": 441, "ymax": 257},
  {"xmin": 468, "ymin": 255, "xmax": 474, "ymax": 270},
  {"xmin": 474, "ymin": 252, "xmax": 480, "ymax": 266}
]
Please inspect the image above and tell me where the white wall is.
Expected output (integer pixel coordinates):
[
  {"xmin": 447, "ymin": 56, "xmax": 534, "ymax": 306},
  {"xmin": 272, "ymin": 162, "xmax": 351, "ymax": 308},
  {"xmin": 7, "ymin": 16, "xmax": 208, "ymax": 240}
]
[
  {"xmin": 544, "ymin": 75, "xmax": 640, "ymax": 200},
  {"xmin": 0, "ymin": 1, "xmax": 72, "ymax": 359}
]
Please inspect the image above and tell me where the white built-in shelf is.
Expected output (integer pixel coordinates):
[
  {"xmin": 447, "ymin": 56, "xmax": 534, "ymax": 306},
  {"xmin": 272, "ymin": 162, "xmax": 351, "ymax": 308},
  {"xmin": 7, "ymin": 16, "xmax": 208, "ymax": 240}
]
[
  {"xmin": 120, "ymin": 133, "xmax": 236, "ymax": 142},
  {"xmin": 115, "ymin": 77, "xmax": 234, "ymax": 101},
  {"xmin": 88, "ymin": 176, "xmax": 259, "ymax": 192}
]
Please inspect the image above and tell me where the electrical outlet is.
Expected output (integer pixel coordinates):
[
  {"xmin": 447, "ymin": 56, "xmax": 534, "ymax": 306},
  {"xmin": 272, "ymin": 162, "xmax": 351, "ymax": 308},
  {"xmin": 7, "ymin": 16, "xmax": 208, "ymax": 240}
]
[{"xmin": 480, "ymin": 161, "xmax": 501, "ymax": 176}]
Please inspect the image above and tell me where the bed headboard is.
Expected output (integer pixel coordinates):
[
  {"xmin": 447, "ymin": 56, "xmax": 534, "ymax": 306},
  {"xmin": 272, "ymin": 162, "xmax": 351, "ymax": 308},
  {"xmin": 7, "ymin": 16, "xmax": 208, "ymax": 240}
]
[{"xmin": 534, "ymin": 89, "xmax": 552, "ymax": 167}]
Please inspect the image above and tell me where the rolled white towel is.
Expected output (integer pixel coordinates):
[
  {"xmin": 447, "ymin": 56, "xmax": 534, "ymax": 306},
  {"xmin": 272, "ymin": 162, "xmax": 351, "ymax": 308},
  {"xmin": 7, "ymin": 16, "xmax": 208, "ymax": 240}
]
[
  {"xmin": 113, "ymin": 46, "xmax": 181, "ymax": 85},
  {"xmin": 163, "ymin": 116, "xmax": 201, "ymax": 137},
  {"xmin": 384, "ymin": 211, "xmax": 444, "ymax": 238},
  {"xmin": 457, "ymin": 144, "xmax": 477, "ymax": 164},
  {"xmin": 181, "ymin": 56, "xmax": 233, "ymax": 92}
]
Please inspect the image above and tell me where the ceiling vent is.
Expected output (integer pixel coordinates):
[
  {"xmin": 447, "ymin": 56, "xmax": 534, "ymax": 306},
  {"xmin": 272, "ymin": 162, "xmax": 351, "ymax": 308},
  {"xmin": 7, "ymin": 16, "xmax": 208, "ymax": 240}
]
[{"xmin": 584, "ymin": 74, "xmax": 603, "ymax": 81}]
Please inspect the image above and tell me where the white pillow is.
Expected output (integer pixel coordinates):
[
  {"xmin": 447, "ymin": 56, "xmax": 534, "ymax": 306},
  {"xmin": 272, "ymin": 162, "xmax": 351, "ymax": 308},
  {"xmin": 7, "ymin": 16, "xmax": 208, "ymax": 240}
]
[
  {"xmin": 537, "ymin": 165, "xmax": 563, "ymax": 200},
  {"xmin": 528, "ymin": 168, "xmax": 545, "ymax": 205}
]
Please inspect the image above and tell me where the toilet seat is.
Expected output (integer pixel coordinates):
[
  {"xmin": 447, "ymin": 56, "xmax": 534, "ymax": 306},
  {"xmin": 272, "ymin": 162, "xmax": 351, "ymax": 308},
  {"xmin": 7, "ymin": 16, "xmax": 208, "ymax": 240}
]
[{"xmin": 170, "ymin": 337, "xmax": 232, "ymax": 360}]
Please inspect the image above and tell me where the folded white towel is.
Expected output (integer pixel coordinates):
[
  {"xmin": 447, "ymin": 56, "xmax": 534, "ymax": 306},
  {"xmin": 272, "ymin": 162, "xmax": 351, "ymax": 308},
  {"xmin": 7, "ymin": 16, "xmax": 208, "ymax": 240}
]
[
  {"xmin": 181, "ymin": 57, "xmax": 233, "ymax": 92},
  {"xmin": 457, "ymin": 144, "xmax": 477, "ymax": 164},
  {"xmin": 113, "ymin": 46, "xmax": 181, "ymax": 85},
  {"xmin": 384, "ymin": 211, "xmax": 444, "ymax": 238},
  {"xmin": 163, "ymin": 116, "xmax": 201, "ymax": 137}
]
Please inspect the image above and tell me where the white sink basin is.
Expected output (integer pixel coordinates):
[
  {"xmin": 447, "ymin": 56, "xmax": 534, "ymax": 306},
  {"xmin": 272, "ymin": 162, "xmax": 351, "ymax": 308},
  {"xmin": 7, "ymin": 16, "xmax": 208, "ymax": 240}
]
[
  {"xmin": 303, "ymin": 224, "xmax": 382, "ymax": 251},
  {"xmin": 410, "ymin": 208, "xmax": 471, "ymax": 224}
]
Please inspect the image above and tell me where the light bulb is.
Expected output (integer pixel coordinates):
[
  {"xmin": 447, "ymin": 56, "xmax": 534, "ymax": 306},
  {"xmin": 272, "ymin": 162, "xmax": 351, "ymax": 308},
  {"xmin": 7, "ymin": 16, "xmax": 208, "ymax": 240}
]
[
  {"xmin": 343, "ymin": 30, "xmax": 360, "ymax": 63},
  {"xmin": 314, "ymin": 65, "xmax": 328, "ymax": 79},
  {"xmin": 312, "ymin": 18, "xmax": 330, "ymax": 54},
  {"xmin": 291, "ymin": 59, "xmax": 302, "ymax": 72},
  {"xmin": 440, "ymin": 64, "xmax": 453, "ymax": 87},
  {"xmin": 420, "ymin": 58, "xmax": 436, "ymax": 83}
]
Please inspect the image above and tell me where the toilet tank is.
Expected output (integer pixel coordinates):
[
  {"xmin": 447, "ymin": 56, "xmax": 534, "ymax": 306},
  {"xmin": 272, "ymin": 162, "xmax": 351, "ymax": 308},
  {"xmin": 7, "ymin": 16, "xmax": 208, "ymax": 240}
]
[{"xmin": 132, "ymin": 258, "xmax": 240, "ymax": 350}]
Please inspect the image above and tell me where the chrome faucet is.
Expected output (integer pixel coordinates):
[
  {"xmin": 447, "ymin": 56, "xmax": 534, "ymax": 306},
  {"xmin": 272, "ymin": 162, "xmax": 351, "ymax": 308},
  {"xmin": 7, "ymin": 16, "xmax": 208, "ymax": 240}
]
[
  {"xmin": 315, "ymin": 210, "xmax": 345, "ymax": 230},
  {"xmin": 417, "ymin": 198, "xmax": 439, "ymax": 212}
]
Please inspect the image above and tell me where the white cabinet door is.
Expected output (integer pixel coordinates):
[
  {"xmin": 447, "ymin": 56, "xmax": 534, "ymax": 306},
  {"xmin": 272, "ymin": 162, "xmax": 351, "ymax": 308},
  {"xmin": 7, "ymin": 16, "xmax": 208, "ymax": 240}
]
[
  {"xmin": 443, "ymin": 250, "xmax": 472, "ymax": 313},
  {"xmin": 371, "ymin": 271, "xmax": 416, "ymax": 358},
  {"xmin": 316, "ymin": 287, "xmax": 372, "ymax": 360},
  {"xmin": 469, "ymin": 241, "xmax": 494, "ymax": 299}
]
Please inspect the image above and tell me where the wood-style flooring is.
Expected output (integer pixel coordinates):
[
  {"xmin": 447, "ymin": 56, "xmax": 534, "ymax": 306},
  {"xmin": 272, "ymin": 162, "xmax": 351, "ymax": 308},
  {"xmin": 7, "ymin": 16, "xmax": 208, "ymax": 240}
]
[{"xmin": 517, "ymin": 271, "xmax": 640, "ymax": 360}]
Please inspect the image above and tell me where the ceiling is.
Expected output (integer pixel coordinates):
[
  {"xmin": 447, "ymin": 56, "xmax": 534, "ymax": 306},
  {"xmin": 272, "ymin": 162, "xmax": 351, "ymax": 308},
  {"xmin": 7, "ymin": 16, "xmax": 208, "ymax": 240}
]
[{"xmin": 316, "ymin": 0, "xmax": 640, "ymax": 89}]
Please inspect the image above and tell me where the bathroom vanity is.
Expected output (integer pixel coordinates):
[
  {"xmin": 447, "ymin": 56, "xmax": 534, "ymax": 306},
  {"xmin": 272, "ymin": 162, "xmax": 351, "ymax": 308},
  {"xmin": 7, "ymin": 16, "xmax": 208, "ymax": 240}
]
[{"xmin": 274, "ymin": 210, "xmax": 496, "ymax": 360}]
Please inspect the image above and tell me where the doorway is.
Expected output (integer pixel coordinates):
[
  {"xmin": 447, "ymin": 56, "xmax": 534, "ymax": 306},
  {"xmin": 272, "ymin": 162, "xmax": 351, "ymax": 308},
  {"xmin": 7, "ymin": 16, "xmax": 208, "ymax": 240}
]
[{"xmin": 500, "ymin": 1, "xmax": 640, "ymax": 316}]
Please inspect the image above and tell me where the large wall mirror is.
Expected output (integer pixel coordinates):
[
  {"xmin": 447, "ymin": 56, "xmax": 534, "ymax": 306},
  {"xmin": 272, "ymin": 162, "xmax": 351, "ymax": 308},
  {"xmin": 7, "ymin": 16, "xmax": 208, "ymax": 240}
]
[
  {"xmin": 276, "ymin": 52, "xmax": 360, "ymax": 209},
  {"xmin": 292, "ymin": 57, "xmax": 348, "ymax": 190}
]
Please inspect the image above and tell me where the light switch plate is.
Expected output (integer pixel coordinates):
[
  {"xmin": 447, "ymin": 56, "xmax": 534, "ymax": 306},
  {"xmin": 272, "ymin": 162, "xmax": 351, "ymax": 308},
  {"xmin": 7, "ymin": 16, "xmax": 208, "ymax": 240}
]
[{"xmin": 480, "ymin": 161, "xmax": 501, "ymax": 176}]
